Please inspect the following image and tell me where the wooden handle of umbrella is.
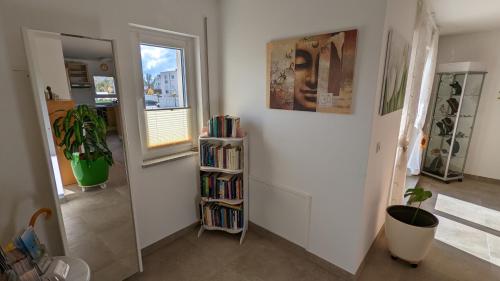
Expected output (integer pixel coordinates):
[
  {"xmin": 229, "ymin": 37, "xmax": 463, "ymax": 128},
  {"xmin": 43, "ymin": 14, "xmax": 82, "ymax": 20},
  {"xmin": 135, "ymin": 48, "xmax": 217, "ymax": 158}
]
[{"xmin": 29, "ymin": 208, "xmax": 53, "ymax": 228}]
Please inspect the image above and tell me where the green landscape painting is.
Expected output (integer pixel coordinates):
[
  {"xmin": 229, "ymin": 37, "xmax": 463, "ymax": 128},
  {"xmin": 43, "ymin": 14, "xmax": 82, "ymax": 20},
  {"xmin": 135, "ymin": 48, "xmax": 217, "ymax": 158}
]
[{"xmin": 380, "ymin": 30, "xmax": 410, "ymax": 115}]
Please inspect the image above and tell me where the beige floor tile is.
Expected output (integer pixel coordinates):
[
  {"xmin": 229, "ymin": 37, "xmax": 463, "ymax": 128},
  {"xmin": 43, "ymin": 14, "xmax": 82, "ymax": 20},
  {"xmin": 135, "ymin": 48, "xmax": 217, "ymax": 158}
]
[
  {"xmin": 127, "ymin": 175, "xmax": 500, "ymax": 281},
  {"xmin": 60, "ymin": 133, "xmax": 139, "ymax": 279}
]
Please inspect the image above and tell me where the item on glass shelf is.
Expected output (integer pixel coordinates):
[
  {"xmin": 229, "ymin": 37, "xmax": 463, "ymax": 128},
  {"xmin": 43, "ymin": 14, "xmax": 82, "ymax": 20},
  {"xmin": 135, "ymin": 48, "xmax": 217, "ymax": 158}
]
[
  {"xmin": 436, "ymin": 122, "xmax": 445, "ymax": 136},
  {"xmin": 446, "ymin": 98, "xmax": 459, "ymax": 115},
  {"xmin": 450, "ymin": 81, "xmax": 462, "ymax": 96},
  {"xmin": 436, "ymin": 117, "xmax": 454, "ymax": 136},
  {"xmin": 446, "ymin": 138, "xmax": 460, "ymax": 157},
  {"xmin": 429, "ymin": 156, "xmax": 443, "ymax": 173},
  {"xmin": 438, "ymin": 104, "xmax": 448, "ymax": 115},
  {"xmin": 442, "ymin": 117, "xmax": 454, "ymax": 130}
]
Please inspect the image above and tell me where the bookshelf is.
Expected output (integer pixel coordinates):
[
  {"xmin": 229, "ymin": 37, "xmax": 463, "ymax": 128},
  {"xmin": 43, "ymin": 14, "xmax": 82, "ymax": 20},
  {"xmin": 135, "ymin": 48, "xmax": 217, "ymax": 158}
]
[
  {"xmin": 65, "ymin": 61, "xmax": 92, "ymax": 88},
  {"xmin": 197, "ymin": 135, "xmax": 248, "ymax": 244}
]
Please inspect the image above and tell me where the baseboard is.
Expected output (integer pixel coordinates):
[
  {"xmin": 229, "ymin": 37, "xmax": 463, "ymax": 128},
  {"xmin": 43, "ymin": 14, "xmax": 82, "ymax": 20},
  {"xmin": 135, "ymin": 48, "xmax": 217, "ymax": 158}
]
[
  {"xmin": 464, "ymin": 173, "xmax": 500, "ymax": 185},
  {"xmin": 141, "ymin": 220, "xmax": 383, "ymax": 280},
  {"xmin": 353, "ymin": 226, "xmax": 385, "ymax": 280},
  {"xmin": 249, "ymin": 222, "xmax": 355, "ymax": 280},
  {"xmin": 141, "ymin": 222, "xmax": 199, "ymax": 257}
]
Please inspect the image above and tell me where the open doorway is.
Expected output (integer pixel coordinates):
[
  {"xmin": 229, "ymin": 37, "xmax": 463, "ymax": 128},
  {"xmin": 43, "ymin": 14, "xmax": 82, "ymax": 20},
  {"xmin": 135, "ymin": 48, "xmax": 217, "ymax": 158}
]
[
  {"xmin": 391, "ymin": 0, "xmax": 500, "ymax": 270},
  {"xmin": 23, "ymin": 29, "xmax": 140, "ymax": 280}
]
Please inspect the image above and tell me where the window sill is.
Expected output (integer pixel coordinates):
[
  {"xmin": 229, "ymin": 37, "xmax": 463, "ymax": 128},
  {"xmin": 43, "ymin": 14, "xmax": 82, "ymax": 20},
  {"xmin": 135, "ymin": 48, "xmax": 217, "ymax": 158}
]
[{"xmin": 142, "ymin": 150, "xmax": 198, "ymax": 168}]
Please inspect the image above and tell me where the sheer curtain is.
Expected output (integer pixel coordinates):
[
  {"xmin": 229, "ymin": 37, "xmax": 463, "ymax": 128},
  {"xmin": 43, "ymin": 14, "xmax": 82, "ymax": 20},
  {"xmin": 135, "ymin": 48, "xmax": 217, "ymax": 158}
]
[
  {"xmin": 407, "ymin": 30, "xmax": 439, "ymax": 175},
  {"xmin": 389, "ymin": 0, "xmax": 439, "ymax": 204}
]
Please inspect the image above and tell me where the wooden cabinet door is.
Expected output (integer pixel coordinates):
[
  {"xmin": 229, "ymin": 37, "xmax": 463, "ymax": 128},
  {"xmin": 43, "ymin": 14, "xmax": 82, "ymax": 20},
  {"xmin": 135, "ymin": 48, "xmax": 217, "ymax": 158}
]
[{"xmin": 47, "ymin": 100, "xmax": 77, "ymax": 186}]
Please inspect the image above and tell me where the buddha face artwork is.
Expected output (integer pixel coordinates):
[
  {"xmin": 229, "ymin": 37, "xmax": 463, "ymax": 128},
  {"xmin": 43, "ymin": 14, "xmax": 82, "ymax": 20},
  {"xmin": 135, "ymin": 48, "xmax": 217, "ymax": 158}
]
[{"xmin": 267, "ymin": 30, "xmax": 358, "ymax": 114}]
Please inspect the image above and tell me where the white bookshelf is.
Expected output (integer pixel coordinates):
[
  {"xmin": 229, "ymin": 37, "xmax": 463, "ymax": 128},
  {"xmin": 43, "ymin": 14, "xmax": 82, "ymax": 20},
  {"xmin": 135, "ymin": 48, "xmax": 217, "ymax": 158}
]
[{"xmin": 197, "ymin": 135, "xmax": 249, "ymax": 244}]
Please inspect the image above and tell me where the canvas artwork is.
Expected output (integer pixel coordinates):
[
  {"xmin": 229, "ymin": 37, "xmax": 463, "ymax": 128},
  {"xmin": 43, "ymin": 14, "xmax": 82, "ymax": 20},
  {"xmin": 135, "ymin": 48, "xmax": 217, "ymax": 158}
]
[
  {"xmin": 379, "ymin": 30, "xmax": 410, "ymax": 115},
  {"xmin": 267, "ymin": 30, "xmax": 358, "ymax": 114}
]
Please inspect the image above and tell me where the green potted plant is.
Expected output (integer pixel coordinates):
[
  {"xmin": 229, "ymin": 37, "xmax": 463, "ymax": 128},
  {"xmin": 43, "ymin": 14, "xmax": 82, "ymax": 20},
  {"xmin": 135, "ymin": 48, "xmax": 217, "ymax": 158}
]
[
  {"xmin": 385, "ymin": 187, "xmax": 439, "ymax": 267},
  {"xmin": 53, "ymin": 105, "xmax": 113, "ymax": 189}
]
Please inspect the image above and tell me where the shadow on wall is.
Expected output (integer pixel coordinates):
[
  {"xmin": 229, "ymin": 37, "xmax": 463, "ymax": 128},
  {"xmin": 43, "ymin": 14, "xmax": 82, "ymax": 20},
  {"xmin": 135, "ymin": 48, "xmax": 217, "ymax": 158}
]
[
  {"xmin": 0, "ymin": 69, "xmax": 64, "ymax": 254},
  {"xmin": 2, "ymin": 1, "xmax": 102, "ymax": 64},
  {"xmin": 244, "ymin": 118, "xmax": 272, "ymax": 196},
  {"xmin": 0, "ymin": 187, "xmax": 32, "ymax": 243}
]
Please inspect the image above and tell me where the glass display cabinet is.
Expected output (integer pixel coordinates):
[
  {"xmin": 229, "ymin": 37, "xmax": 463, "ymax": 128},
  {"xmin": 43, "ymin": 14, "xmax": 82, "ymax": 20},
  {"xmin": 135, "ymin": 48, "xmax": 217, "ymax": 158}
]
[{"xmin": 422, "ymin": 68, "xmax": 486, "ymax": 183}]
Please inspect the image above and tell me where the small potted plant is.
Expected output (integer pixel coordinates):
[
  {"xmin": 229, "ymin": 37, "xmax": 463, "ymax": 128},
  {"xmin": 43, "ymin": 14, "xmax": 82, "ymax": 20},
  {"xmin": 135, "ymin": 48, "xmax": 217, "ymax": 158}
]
[
  {"xmin": 53, "ymin": 105, "xmax": 113, "ymax": 190},
  {"xmin": 385, "ymin": 187, "xmax": 439, "ymax": 267}
]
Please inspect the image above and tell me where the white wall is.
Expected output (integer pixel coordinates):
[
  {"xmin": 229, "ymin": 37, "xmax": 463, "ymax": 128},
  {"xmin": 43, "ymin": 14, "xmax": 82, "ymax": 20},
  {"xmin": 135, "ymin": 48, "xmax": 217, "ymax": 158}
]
[
  {"xmin": 0, "ymin": 0, "xmax": 220, "ymax": 253},
  {"xmin": 0, "ymin": 20, "xmax": 64, "ymax": 256},
  {"xmin": 32, "ymin": 34, "xmax": 72, "ymax": 101},
  {"xmin": 219, "ymin": 0, "xmax": 401, "ymax": 273},
  {"xmin": 437, "ymin": 31, "xmax": 500, "ymax": 180},
  {"xmin": 359, "ymin": 0, "xmax": 418, "ymax": 268}
]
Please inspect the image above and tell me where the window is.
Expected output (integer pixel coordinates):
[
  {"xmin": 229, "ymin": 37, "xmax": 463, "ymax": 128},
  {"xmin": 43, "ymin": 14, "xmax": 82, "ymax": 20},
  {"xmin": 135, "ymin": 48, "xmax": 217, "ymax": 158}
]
[
  {"xmin": 140, "ymin": 44, "xmax": 190, "ymax": 148},
  {"xmin": 130, "ymin": 24, "xmax": 203, "ymax": 161},
  {"xmin": 94, "ymin": 76, "xmax": 117, "ymax": 95},
  {"xmin": 94, "ymin": 76, "xmax": 118, "ymax": 106},
  {"xmin": 140, "ymin": 45, "xmax": 186, "ymax": 110}
]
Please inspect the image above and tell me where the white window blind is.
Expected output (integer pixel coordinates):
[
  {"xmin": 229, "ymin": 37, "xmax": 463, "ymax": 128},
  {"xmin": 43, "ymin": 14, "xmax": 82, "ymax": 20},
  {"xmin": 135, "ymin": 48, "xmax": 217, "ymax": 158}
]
[{"xmin": 145, "ymin": 108, "xmax": 192, "ymax": 148}]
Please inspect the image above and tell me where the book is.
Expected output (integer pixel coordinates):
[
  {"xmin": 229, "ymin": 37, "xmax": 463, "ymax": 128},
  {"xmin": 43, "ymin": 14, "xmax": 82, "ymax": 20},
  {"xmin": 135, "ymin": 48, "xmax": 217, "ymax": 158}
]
[
  {"xmin": 202, "ymin": 202, "xmax": 243, "ymax": 229},
  {"xmin": 207, "ymin": 115, "xmax": 240, "ymax": 138},
  {"xmin": 200, "ymin": 143, "xmax": 242, "ymax": 170},
  {"xmin": 200, "ymin": 172, "xmax": 243, "ymax": 200}
]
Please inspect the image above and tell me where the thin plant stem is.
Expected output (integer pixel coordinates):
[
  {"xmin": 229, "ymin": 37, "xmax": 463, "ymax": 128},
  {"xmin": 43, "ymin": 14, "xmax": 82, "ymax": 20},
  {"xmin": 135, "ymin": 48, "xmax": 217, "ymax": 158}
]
[{"xmin": 411, "ymin": 202, "xmax": 421, "ymax": 225}]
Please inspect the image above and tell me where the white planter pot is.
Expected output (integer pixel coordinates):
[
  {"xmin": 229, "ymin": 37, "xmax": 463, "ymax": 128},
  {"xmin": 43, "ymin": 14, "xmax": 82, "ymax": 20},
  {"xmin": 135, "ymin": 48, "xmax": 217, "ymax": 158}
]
[{"xmin": 385, "ymin": 205, "xmax": 439, "ymax": 266}]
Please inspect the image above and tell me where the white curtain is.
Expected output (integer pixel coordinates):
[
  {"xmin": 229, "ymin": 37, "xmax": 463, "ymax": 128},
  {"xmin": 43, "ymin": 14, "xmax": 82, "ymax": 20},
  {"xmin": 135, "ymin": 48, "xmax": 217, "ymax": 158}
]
[
  {"xmin": 389, "ymin": 0, "xmax": 439, "ymax": 205},
  {"xmin": 407, "ymin": 30, "xmax": 439, "ymax": 175}
]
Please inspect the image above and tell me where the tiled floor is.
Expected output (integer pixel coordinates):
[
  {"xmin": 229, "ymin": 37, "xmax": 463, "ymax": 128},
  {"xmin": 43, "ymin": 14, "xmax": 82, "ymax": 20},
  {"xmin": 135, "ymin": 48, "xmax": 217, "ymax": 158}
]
[
  {"xmin": 127, "ymin": 175, "xmax": 500, "ymax": 281},
  {"xmin": 60, "ymin": 134, "xmax": 139, "ymax": 280}
]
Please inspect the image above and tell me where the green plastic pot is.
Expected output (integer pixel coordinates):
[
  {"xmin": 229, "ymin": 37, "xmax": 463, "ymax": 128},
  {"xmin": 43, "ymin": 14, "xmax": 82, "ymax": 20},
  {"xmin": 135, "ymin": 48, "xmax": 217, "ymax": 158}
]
[{"xmin": 71, "ymin": 153, "xmax": 109, "ymax": 187}]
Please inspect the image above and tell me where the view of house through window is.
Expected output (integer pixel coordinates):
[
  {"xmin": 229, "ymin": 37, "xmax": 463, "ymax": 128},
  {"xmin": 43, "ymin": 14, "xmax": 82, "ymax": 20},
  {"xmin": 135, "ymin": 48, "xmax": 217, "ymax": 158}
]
[{"xmin": 140, "ymin": 44, "xmax": 192, "ymax": 148}]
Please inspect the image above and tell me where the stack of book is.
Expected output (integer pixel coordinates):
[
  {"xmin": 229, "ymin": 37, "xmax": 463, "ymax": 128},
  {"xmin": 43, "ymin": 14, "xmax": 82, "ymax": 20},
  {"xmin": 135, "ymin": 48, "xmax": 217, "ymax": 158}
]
[
  {"xmin": 200, "ymin": 143, "xmax": 241, "ymax": 170},
  {"xmin": 202, "ymin": 202, "xmax": 243, "ymax": 230},
  {"xmin": 208, "ymin": 115, "xmax": 240, "ymax": 138},
  {"xmin": 200, "ymin": 172, "xmax": 243, "ymax": 199}
]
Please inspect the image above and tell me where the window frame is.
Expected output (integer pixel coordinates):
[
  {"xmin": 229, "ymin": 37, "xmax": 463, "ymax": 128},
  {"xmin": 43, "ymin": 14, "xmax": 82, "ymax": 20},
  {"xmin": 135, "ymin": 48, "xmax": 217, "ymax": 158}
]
[{"xmin": 130, "ymin": 25, "xmax": 203, "ymax": 161}]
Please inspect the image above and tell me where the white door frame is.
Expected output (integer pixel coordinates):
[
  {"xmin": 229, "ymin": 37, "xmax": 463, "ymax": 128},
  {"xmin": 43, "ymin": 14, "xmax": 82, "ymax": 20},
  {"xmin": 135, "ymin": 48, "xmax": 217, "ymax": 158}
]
[
  {"xmin": 22, "ymin": 27, "xmax": 70, "ymax": 254},
  {"xmin": 22, "ymin": 27, "xmax": 143, "ymax": 271}
]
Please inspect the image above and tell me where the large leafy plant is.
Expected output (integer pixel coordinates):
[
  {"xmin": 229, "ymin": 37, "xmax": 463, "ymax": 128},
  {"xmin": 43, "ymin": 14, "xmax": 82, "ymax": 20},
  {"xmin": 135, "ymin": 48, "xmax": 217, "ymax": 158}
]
[
  {"xmin": 53, "ymin": 105, "xmax": 113, "ymax": 165},
  {"xmin": 404, "ymin": 187, "xmax": 433, "ymax": 225}
]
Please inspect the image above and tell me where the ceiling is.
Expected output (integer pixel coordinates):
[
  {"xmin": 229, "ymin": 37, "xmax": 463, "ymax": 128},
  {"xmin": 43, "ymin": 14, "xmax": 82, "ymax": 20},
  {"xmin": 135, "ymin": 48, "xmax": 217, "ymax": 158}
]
[
  {"xmin": 428, "ymin": 0, "xmax": 500, "ymax": 35},
  {"xmin": 61, "ymin": 35, "xmax": 113, "ymax": 60}
]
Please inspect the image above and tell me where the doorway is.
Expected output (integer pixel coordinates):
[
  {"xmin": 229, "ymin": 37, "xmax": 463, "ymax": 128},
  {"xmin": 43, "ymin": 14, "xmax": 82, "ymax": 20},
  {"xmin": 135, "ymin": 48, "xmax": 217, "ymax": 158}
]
[{"xmin": 390, "ymin": 0, "xmax": 500, "ymax": 271}]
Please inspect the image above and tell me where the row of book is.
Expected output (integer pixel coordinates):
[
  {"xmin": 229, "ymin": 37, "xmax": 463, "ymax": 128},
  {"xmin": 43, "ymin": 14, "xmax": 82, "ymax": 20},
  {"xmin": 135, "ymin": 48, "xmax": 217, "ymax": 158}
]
[
  {"xmin": 200, "ymin": 143, "xmax": 242, "ymax": 170},
  {"xmin": 207, "ymin": 115, "xmax": 240, "ymax": 138},
  {"xmin": 200, "ymin": 172, "xmax": 243, "ymax": 200},
  {"xmin": 202, "ymin": 202, "xmax": 244, "ymax": 230},
  {"xmin": 1, "ymin": 228, "xmax": 52, "ymax": 281}
]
